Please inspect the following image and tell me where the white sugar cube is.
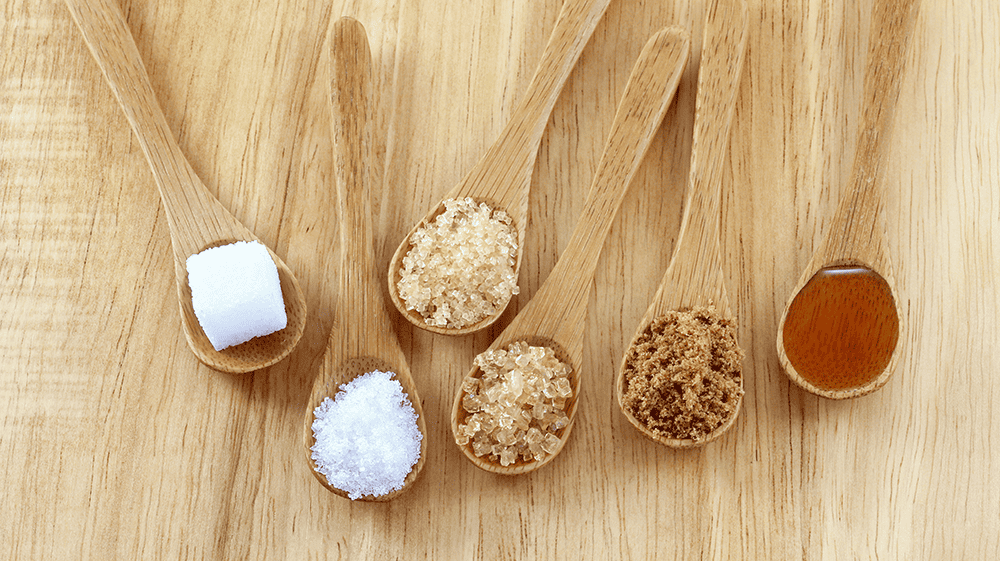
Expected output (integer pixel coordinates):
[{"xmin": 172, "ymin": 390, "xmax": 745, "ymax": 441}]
[{"xmin": 186, "ymin": 240, "xmax": 287, "ymax": 351}]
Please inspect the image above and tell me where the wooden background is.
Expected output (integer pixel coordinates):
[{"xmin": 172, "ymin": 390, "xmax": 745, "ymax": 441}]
[{"xmin": 2, "ymin": 0, "xmax": 998, "ymax": 558}]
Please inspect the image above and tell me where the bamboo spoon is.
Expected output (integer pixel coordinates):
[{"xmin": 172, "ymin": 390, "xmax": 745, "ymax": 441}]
[
  {"xmin": 776, "ymin": 0, "xmax": 916, "ymax": 399},
  {"xmin": 304, "ymin": 18, "xmax": 427, "ymax": 501},
  {"xmin": 64, "ymin": 0, "xmax": 307, "ymax": 373},
  {"xmin": 615, "ymin": 0, "xmax": 749, "ymax": 449},
  {"xmin": 451, "ymin": 28, "xmax": 691, "ymax": 474},
  {"xmin": 386, "ymin": 0, "xmax": 612, "ymax": 336}
]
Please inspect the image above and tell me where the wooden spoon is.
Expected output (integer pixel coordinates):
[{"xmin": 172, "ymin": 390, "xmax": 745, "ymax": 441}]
[
  {"xmin": 386, "ymin": 0, "xmax": 612, "ymax": 336},
  {"xmin": 776, "ymin": 0, "xmax": 917, "ymax": 399},
  {"xmin": 64, "ymin": 0, "xmax": 307, "ymax": 373},
  {"xmin": 450, "ymin": 27, "xmax": 691, "ymax": 474},
  {"xmin": 304, "ymin": 17, "xmax": 427, "ymax": 501},
  {"xmin": 615, "ymin": 0, "xmax": 749, "ymax": 449}
]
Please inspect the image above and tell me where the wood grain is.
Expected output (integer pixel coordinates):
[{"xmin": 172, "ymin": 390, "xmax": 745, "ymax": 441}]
[{"xmin": 2, "ymin": 0, "xmax": 999, "ymax": 558}]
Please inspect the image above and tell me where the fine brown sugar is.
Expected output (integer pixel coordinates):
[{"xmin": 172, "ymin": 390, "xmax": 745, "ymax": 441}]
[{"xmin": 621, "ymin": 305, "xmax": 743, "ymax": 442}]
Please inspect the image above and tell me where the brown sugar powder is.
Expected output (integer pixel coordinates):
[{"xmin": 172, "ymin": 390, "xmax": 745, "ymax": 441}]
[{"xmin": 621, "ymin": 305, "xmax": 744, "ymax": 442}]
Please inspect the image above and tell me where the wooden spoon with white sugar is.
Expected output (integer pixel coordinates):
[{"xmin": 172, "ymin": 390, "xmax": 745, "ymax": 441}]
[
  {"xmin": 64, "ymin": 0, "xmax": 307, "ymax": 373},
  {"xmin": 451, "ymin": 27, "xmax": 691, "ymax": 474},
  {"xmin": 304, "ymin": 17, "xmax": 427, "ymax": 501}
]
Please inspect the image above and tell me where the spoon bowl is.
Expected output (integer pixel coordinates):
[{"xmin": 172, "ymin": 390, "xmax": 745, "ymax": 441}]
[
  {"xmin": 615, "ymin": 0, "xmax": 749, "ymax": 449},
  {"xmin": 304, "ymin": 17, "xmax": 427, "ymax": 500},
  {"xmin": 64, "ymin": 0, "xmax": 307, "ymax": 373},
  {"xmin": 451, "ymin": 27, "xmax": 691, "ymax": 474},
  {"xmin": 387, "ymin": 0, "xmax": 613, "ymax": 336},
  {"xmin": 776, "ymin": 0, "xmax": 917, "ymax": 400}
]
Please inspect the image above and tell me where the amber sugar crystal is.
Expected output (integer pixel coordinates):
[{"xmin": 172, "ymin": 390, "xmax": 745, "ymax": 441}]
[
  {"xmin": 456, "ymin": 342, "xmax": 571, "ymax": 467},
  {"xmin": 782, "ymin": 266, "xmax": 899, "ymax": 391}
]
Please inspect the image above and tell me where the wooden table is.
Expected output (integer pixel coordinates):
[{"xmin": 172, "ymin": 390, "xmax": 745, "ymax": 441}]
[{"xmin": 3, "ymin": 0, "xmax": 997, "ymax": 558}]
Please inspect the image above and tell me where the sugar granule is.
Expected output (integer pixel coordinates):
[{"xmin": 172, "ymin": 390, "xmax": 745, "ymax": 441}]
[
  {"xmin": 621, "ymin": 305, "xmax": 744, "ymax": 442},
  {"xmin": 311, "ymin": 370, "xmax": 422, "ymax": 500},
  {"xmin": 397, "ymin": 197, "xmax": 519, "ymax": 329},
  {"xmin": 185, "ymin": 240, "xmax": 287, "ymax": 351},
  {"xmin": 456, "ymin": 342, "xmax": 572, "ymax": 466}
]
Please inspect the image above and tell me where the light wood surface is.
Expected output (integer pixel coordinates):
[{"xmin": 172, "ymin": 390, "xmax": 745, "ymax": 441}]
[{"xmin": 1, "ymin": 0, "xmax": 998, "ymax": 558}]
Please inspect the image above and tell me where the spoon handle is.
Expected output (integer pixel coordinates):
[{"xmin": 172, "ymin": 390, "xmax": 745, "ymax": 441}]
[
  {"xmin": 329, "ymin": 18, "xmax": 404, "ymax": 365},
  {"xmin": 648, "ymin": 0, "xmax": 749, "ymax": 317},
  {"xmin": 63, "ymin": 0, "xmax": 248, "ymax": 259},
  {"xmin": 505, "ymin": 27, "xmax": 691, "ymax": 363},
  {"xmin": 453, "ymin": 0, "xmax": 611, "ymax": 209},
  {"xmin": 816, "ymin": 0, "xmax": 918, "ymax": 267}
]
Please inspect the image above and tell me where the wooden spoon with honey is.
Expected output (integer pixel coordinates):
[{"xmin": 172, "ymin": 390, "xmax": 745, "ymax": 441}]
[
  {"xmin": 386, "ymin": 0, "xmax": 612, "ymax": 336},
  {"xmin": 615, "ymin": 0, "xmax": 749, "ymax": 449},
  {"xmin": 450, "ymin": 27, "xmax": 691, "ymax": 474},
  {"xmin": 64, "ymin": 0, "xmax": 307, "ymax": 373},
  {"xmin": 304, "ymin": 17, "xmax": 427, "ymax": 500},
  {"xmin": 776, "ymin": 0, "xmax": 917, "ymax": 400}
]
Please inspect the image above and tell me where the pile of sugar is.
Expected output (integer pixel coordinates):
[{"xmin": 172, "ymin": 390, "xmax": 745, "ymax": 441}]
[
  {"xmin": 185, "ymin": 240, "xmax": 287, "ymax": 351},
  {"xmin": 621, "ymin": 305, "xmax": 743, "ymax": 442},
  {"xmin": 397, "ymin": 197, "xmax": 519, "ymax": 329},
  {"xmin": 456, "ymin": 342, "xmax": 572, "ymax": 467},
  {"xmin": 310, "ymin": 370, "xmax": 422, "ymax": 500}
]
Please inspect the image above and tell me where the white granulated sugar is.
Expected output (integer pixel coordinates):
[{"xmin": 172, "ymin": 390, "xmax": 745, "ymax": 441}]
[
  {"xmin": 185, "ymin": 240, "xmax": 287, "ymax": 351},
  {"xmin": 311, "ymin": 370, "xmax": 423, "ymax": 500},
  {"xmin": 397, "ymin": 197, "xmax": 519, "ymax": 329}
]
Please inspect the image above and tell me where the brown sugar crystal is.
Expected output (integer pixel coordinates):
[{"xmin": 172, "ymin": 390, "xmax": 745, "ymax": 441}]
[
  {"xmin": 397, "ymin": 197, "xmax": 520, "ymax": 329},
  {"xmin": 456, "ymin": 342, "xmax": 572, "ymax": 467},
  {"xmin": 621, "ymin": 305, "xmax": 743, "ymax": 442}
]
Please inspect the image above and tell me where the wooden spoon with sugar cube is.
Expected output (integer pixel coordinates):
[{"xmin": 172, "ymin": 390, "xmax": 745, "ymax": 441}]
[
  {"xmin": 451, "ymin": 27, "xmax": 691, "ymax": 474},
  {"xmin": 64, "ymin": 0, "xmax": 307, "ymax": 373},
  {"xmin": 386, "ymin": 0, "xmax": 612, "ymax": 336},
  {"xmin": 304, "ymin": 17, "xmax": 427, "ymax": 500},
  {"xmin": 615, "ymin": 0, "xmax": 749, "ymax": 449}
]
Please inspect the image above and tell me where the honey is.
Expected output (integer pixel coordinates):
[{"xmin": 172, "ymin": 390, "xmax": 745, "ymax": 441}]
[{"xmin": 782, "ymin": 266, "xmax": 899, "ymax": 391}]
